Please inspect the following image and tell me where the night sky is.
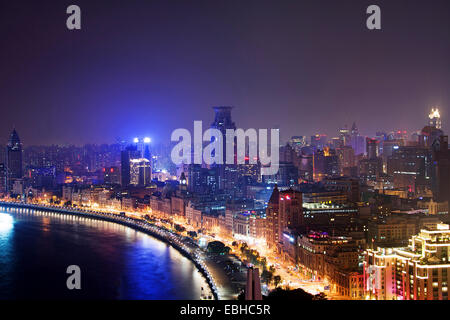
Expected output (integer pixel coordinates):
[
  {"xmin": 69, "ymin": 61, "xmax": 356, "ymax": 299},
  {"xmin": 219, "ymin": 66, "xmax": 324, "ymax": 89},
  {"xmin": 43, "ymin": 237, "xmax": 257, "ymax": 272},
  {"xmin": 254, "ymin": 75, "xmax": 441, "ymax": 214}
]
[{"xmin": 1, "ymin": 0, "xmax": 449, "ymax": 146}]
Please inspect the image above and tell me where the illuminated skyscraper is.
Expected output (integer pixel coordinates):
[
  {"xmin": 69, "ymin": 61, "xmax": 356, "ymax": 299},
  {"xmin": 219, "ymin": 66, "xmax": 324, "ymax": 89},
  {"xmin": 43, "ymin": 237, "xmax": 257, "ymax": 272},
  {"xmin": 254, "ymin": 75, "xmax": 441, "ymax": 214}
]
[
  {"xmin": 130, "ymin": 158, "xmax": 152, "ymax": 186},
  {"xmin": 134, "ymin": 137, "xmax": 151, "ymax": 160},
  {"xmin": 429, "ymin": 108, "xmax": 442, "ymax": 129},
  {"xmin": 6, "ymin": 129, "xmax": 22, "ymax": 192},
  {"xmin": 120, "ymin": 144, "xmax": 140, "ymax": 186},
  {"xmin": 339, "ymin": 125, "xmax": 351, "ymax": 147}
]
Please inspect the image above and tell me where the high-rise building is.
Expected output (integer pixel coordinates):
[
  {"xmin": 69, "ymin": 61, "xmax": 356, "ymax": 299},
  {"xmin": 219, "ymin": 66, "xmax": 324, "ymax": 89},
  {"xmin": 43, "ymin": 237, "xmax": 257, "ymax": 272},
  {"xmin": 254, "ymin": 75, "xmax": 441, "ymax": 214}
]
[
  {"xmin": 429, "ymin": 108, "xmax": 442, "ymax": 129},
  {"xmin": 432, "ymin": 135, "xmax": 450, "ymax": 204},
  {"xmin": 339, "ymin": 125, "xmax": 351, "ymax": 147},
  {"xmin": 210, "ymin": 106, "xmax": 239, "ymax": 194},
  {"xmin": 27, "ymin": 166, "xmax": 56, "ymax": 189},
  {"xmin": 310, "ymin": 134, "xmax": 328, "ymax": 150},
  {"xmin": 0, "ymin": 164, "xmax": 6, "ymax": 194},
  {"xmin": 6, "ymin": 129, "xmax": 22, "ymax": 192},
  {"xmin": 313, "ymin": 147, "xmax": 339, "ymax": 181},
  {"xmin": 265, "ymin": 185, "xmax": 280, "ymax": 250},
  {"xmin": 120, "ymin": 144, "xmax": 140, "ymax": 186},
  {"xmin": 278, "ymin": 189, "xmax": 303, "ymax": 238},
  {"xmin": 358, "ymin": 157, "xmax": 382, "ymax": 182},
  {"xmin": 366, "ymin": 138, "xmax": 379, "ymax": 160},
  {"xmin": 130, "ymin": 158, "xmax": 152, "ymax": 186},
  {"xmin": 387, "ymin": 146, "xmax": 430, "ymax": 194},
  {"xmin": 263, "ymin": 162, "xmax": 298, "ymax": 187},
  {"xmin": 350, "ymin": 122, "xmax": 366, "ymax": 155},
  {"xmin": 336, "ymin": 146, "xmax": 355, "ymax": 175},
  {"xmin": 103, "ymin": 166, "xmax": 121, "ymax": 185},
  {"xmin": 134, "ymin": 137, "xmax": 151, "ymax": 160}
]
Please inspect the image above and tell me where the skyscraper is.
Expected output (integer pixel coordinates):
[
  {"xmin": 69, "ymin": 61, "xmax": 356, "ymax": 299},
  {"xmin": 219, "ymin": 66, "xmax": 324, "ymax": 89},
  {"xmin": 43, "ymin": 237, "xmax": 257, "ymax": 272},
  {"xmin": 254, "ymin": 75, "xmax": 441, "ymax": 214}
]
[
  {"xmin": 130, "ymin": 158, "xmax": 152, "ymax": 186},
  {"xmin": 210, "ymin": 106, "xmax": 238, "ymax": 193},
  {"xmin": 134, "ymin": 137, "xmax": 151, "ymax": 160},
  {"xmin": 120, "ymin": 144, "xmax": 140, "ymax": 187},
  {"xmin": 6, "ymin": 129, "xmax": 22, "ymax": 192},
  {"xmin": 429, "ymin": 108, "xmax": 442, "ymax": 129},
  {"xmin": 350, "ymin": 122, "xmax": 366, "ymax": 155},
  {"xmin": 265, "ymin": 185, "xmax": 280, "ymax": 250},
  {"xmin": 366, "ymin": 138, "xmax": 379, "ymax": 159},
  {"xmin": 278, "ymin": 189, "xmax": 303, "ymax": 239},
  {"xmin": 0, "ymin": 163, "xmax": 6, "ymax": 194},
  {"xmin": 432, "ymin": 135, "xmax": 450, "ymax": 204}
]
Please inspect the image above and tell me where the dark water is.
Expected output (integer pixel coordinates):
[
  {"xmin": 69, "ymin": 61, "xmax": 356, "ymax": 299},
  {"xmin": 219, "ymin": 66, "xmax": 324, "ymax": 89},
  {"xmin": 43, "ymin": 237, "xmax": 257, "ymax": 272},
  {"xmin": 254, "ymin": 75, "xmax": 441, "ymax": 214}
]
[{"xmin": 0, "ymin": 206, "xmax": 208, "ymax": 299}]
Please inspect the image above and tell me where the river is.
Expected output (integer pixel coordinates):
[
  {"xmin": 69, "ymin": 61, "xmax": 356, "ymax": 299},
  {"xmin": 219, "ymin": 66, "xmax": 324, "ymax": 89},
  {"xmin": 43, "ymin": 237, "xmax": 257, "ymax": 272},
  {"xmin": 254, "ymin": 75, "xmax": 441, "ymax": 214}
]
[{"xmin": 0, "ymin": 206, "xmax": 209, "ymax": 299}]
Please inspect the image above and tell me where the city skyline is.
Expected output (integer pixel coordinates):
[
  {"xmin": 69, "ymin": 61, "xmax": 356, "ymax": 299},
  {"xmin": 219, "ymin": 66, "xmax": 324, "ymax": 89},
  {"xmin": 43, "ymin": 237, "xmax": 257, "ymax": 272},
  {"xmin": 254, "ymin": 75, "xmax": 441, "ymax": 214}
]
[
  {"xmin": 1, "ymin": 0, "xmax": 449, "ymax": 145},
  {"xmin": 0, "ymin": 105, "xmax": 444, "ymax": 148},
  {"xmin": 2, "ymin": 0, "xmax": 450, "ymax": 303}
]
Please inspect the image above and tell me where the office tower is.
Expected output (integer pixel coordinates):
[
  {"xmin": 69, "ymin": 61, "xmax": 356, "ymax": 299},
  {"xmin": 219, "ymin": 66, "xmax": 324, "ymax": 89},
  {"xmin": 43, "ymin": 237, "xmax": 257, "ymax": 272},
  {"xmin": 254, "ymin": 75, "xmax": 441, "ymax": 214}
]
[
  {"xmin": 339, "ymin": 125, "xmax": 351, "ymax": 146},
  {"xmin": 187, "ymin": 164, "xmax": 203, "ymax": 193},
  {"xmin": 387, "ymin": 146, "xmax": 429, "ymax": 194},
  {"xmin": 420, "ymin": 125, "xmax": 444, "ymax": 148},
  {"xmin": 350, "ymin": 122, "xmax": 366, "ymax": 155},
  {"xmin": 265, "ymin": 185, "xmax": 280, "ymax": 250},
  {"xmin": 263, "ymin": 162, "xmax": 298, "ymax": 187},
  {"xmin": 130, "ymin": 158, "xmax": 152, "ymax": 186},
  {"xmin": 6, "ymin": 129, "xmax": 23, "ymax": 192},
  {"xmin": 432, "ymin": 135, "xmax": 450, "ymax": 204},
  {"xmin": 310, "ymin": 134, "xmax": 327, "ymax": 150},
  {"xmin": 366, "ymin": 138, "xmax": 379, "ymax": 159},
  {"xmin": 210, "ymin": 106, "xmax": 238, "ymax": 193},
  {"xmin": 0, "ymin": 145, "xmax": 5, "ymax": 164},
  {"xmin": 0, "ymin": 164, "xmax": 6, "ymax": 194},
  {"xmin": 27, "ymin": 166, "xmax": 56, "ymax": 189},
  {"xmin": 245, "ymin": 267, "xmax": 262, "ymax": 300},
  {"xmin": 298, "ymin": 153, "xmax": 313, "ymax": 182},
  {"xmin": 429, "ymin": 108, "xmax": 442, "ymax": 129},
  {"xmin": 103, "ymin": 166, "xmax": 121, "ymax": 185},
  {"xmin": 278, "ymin": 189, "xmax": 303, "ymax": 240},
  {"xmin": 313, "ymin": 147, "xmax": 339, "ymax": 181},
  {"xmin": 322, "ymin": 176, "xmax": 361, "ymax": 203},
  {"xmin": 120, "ymin": 144, "xmax": 140, "ymax": 186},
  {"xmin": 134, "ymin": 137, "xmax": 151, "ymax": 160},
  {"xmin": 365, "ymin": 223, "xmax": 450, "ymax": 300},
  {"xmin": 336, "ymin": 145, "xmax": 355, "ymax": 175},
  {"xmin": 211, "ymin": 106, "xmax": 236, "ymax": 160},
  {"xmin": 280, "ymin": 143, "xmax": 301, "ymax": 169},
  {"xmin": 358, "ymin": 157, "xmax": 383, "ymax": 182}
]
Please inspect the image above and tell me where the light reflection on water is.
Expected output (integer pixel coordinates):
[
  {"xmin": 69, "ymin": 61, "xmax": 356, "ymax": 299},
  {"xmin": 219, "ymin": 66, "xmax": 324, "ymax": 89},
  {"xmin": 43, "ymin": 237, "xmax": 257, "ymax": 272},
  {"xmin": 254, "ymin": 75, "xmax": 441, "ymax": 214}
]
[
  {"xmin": 0, "ymin": 212, "xmax": 13, "ymax": 235},
  {"xmin": 0, "ymin": 206, "xmax": 208, "ymax": 299}
]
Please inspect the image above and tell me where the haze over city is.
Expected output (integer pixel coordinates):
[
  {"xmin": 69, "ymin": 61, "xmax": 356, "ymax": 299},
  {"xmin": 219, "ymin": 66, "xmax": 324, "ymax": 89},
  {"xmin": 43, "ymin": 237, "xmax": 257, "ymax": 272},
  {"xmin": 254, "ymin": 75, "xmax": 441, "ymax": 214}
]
[
  {"xmin": 1, "ymin": 0, "xmax": 449, "ymax": 146},
  {"xmin": 2, "ymin": 0, "xmax": 450, "ymax": 306}
]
